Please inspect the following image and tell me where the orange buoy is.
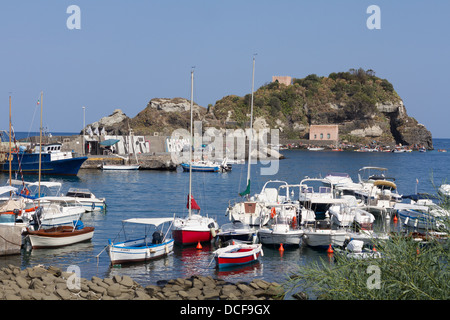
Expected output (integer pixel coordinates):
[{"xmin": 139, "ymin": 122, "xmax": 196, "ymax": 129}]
[
  {"xmin": 279, "ymin": 243, "xmax": 284, "ymax": 251},
  {"xmin": 326, "ymin": 244, "xmax": 333, "ymax": 254},
  {"xmin": 196, "ymin": 241, "xmax": 202, "ymax": 249},
  {"xmin": 393, "ymin": 214, "xmax": 398, "ymax": 222},
  {"xmin": 372, "ymin": 246, "xmax": 377, "ymax": 252}
]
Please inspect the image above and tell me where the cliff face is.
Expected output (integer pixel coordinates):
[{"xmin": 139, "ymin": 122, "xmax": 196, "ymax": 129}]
[{"xmin": 86, "ymin": 69, "xmax": 433, "ymax": 149}]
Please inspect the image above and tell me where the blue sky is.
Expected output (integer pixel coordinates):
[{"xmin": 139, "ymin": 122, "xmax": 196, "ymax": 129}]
[{"xmin": 1, "ymin": 1, "xmax": 450, "ymax": 138}]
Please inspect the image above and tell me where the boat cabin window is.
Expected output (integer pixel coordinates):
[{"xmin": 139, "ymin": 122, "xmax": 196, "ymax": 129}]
[{"xmin": 319, "ymin": 186, "xmax": 331, "ymax": 194}]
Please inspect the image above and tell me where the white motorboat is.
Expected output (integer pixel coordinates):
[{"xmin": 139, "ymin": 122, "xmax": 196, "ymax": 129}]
[
  {"xmin": 438, "ymin": 184, "xmax": 450, "ymax": 197},
  {"xmin": 299, "ymin": 178, "xmax": 350, "ymax": 219},
  {"xmin": 328, "ymin": 204, "xmax": 375, "ymax": 229},
  {"xmin": 227, "ymin": 180, "xmax": 297, "ymax": 226},
  {"xmin": 23, "ymin": 197, "xmax": 85, "ymax": 230},
  {"xmin": 324, "ymin": 172, "xmax": 353, "ymax": 187},
  {"xmin": 302, "ymin": 219, "xmax": 348, "ymax": 248},
  {"xmin": 65, "ymin": 188, "xmax": 106, "ymax": 212},
  {"xmin": 342, "ymin": 239, "xmax": 382, "ymax": 259},
  {"xmin": 108, "ymin": 217, "xmax": 174, "ymax": 265},
  {"xmin": 216, "ymin": 221, "xmax": 257, "ymax": 245},
  {"xmin": 258, "ymin": 209, "xmax": 303, "ymax": 247}
]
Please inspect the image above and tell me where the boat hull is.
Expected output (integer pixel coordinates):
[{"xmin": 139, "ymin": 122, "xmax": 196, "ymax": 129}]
[
  {"xmin": 303, "ymin": 229, "xmax": 347, "ymax": 248},
  {"xmin": 172, "ymin": 214, "xmax": 218, "ymax": 245},
  {"xmin": 172, "ymin": 229, "xmax": 214, "ymax": 245},
  {"xmin": 214, "ymin": 244, "xmax": 262, "ymax": 269},
  {"xmin": 108, "ymin": 238, "xmax": 174, "ymax": 265},
  {"xmin": 181, "ymin": 163, "xmax": 220, "ymax": 172},
  {"xmin": 257, "ymin": 229, "xmax": 303, "ymax": 247},
  {"xmin": 27, "ymin": 226, "xmax": 94, "ymax": 249},
  {"xmin": 101, "ymin": 165, "xmax": 139, "ymax": 170},
  {"xmin": 1, "ymin": 153, "xmax": 87, "ymax": 176}
]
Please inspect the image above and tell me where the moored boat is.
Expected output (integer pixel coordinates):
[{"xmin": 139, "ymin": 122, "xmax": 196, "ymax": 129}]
[
  {"xmin": 1, "ymin": 143, "xmax": 87, "ymax": 176},
  {"xmin": 26, "ymin": 223, "xmax": 94, "ymax": 249},
  {"xmin": 108, "ymin": 217, "xmax": 174, "ymax": 265},
  {"xmin": 213, "ymin": 243, "xmax": 263, "ymax": 269}
]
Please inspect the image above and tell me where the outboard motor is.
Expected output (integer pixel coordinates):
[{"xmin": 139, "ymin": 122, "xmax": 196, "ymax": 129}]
[
  {"xmin": 208, "ymin": 222, "xmax": 217, "ymax": 238},
  {"xmin": 30, "ymin": 207, "xmax": 43, "ymax": 230},
  {"xmin": 152, "ymin": 230, "xmax": 163, "ymax": 244}
]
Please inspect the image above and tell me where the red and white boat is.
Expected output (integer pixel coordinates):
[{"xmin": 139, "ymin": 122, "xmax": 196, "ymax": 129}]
[
  {"xmin": 171, "ymin": 70, "xmax": 218, "ymax": 245},
  {"xmin": 213, "ymin": 243, "xmax": 263, "ymax": 269},
  {"xmin": 172, "ymin": 195, "xmax": 218, "ymax": 245}
]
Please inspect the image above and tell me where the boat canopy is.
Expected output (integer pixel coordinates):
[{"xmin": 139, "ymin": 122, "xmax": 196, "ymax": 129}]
[
  {"xmin": 373, "ymin": 180, "xmax": 396, "ymax": 189},
  {"xmin": 122, "ymin": 217, "xmax": 174, "ymax": 226},
  {"xmin": 100, "ymin": 139, "xmax": 120, "ymax": 147},
  {"xmin": 27, "ymin": 181, "xmax": 62, "ymax": 188},
  {"xmin": 359, "ymin": 167, "xmax": 388, "ymax": 172},
  {"xmin": 0, "ymin": 186, "xmax": 18, "ymax": 195}
]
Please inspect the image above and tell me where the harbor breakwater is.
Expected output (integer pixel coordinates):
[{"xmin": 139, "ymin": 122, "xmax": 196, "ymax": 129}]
[{"xmin": 0, "ymin": 264, "xmax": 289, "ymax": 300}]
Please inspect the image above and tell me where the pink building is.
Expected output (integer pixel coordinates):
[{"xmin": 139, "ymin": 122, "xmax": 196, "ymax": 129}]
[{"xmin": 309, "ymin": 125, "xmax": 339, "ymax": 141}]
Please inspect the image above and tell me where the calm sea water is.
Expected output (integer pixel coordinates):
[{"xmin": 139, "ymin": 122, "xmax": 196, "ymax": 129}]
[{"xmin": 1, "ymin": 138, "xmax": 449, "ymax": 288}]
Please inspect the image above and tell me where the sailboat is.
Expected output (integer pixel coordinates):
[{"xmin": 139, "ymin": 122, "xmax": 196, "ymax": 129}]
[
  {"xmin": 225, "ymin": 56, "xmax": 270, "ymax": 226},
  {"xmin": 171, "ymin": 69, "xmax": 218, "ymax": 245},
  {"xmin": 101, "ymin": 128, "xmax": 140, "ymax": 170},
  {"xmin": 24, "ymin": 92, "xmax": 94, "ymax": 247}
]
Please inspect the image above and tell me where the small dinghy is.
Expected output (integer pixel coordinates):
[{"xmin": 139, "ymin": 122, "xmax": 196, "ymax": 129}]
[{"xmin": 212, "ymin": 243, "xmax": 263, "ymax": 269}]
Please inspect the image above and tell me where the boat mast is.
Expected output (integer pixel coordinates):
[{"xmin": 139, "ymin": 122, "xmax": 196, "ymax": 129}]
[
  {"xmin": 188, "ymin": 68, "xmax": 194, "ymax": 217},
  {"xmin": 8, "ymin": 96, "xmax": 12, "ymax": 187},
  {"xmin": 245, "ymin": 56, "xmax": 256, "ymax": 199},
  {"xmin": 38, "ymin": 91, "xmax": 43, "ymax": 201}
]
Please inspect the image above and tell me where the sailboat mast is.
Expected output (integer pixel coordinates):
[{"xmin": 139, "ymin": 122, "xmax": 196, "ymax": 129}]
[
  {"xmin": 245, "ymin": 56, "xmax": 256, "ymax": 198},
  {"xmin": 9, "ymin": 96, "xmax": 12, "ymax": 186},
  {"xmin": 188, "ymin": 69, "xmax": 194, "ymax": 217},
  {"xmin": 38, "ymin": 91, "xmax": 43, "ymax": 200}
]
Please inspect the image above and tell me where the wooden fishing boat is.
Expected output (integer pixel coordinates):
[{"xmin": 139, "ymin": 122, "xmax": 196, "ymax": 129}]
[
  {"xmin": 26, "ymin": 225, "xmax": 94, "ymax": 249},
  {"xmin": 213, "ymin": 243, "xmax": 262, "ymax": 269}
]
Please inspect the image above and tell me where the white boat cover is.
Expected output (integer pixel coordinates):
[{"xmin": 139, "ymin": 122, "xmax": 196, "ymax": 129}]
[
  {"xmin": 122, "ymin": 217, "xmax": 174, "ymax": 226},
  {"xmin": 0, "ymin": 186, "xmax": 18, "ymax": 195}
]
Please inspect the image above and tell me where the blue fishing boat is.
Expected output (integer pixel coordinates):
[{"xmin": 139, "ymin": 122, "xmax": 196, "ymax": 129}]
[{"xmin": 1, "ymin": 143, "xmax": 87, "ymax": 176}]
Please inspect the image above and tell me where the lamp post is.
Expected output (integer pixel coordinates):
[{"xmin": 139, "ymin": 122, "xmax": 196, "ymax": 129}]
[{"xmin": 82, "ymin": 106, "xmax": 85, "ymax": 155}]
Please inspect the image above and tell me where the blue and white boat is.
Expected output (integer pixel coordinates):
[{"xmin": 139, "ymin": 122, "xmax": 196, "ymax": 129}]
[
  {"xmin": 181, "ymin": 160, "xmax": 221, "ymax": 172},
  {"xmin": 108, "ymin": 217, "xmax": 174, "ymax": 265},
  {"xmin": 395, "ymin": 200, "xmax": 449, "ymax": 231},
  {"xmin": 2, "ymin": 143, "xmax": 87, "ymax": 176}
]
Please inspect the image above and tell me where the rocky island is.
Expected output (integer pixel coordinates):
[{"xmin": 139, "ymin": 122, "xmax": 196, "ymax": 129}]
[{"xmin": 85, "ymin": 68, "xmax": 433, "ymax": 150}]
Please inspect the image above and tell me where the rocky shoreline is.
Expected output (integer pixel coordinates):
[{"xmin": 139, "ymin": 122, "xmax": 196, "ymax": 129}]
[{"xmin": 0, "ymin": 264, "xmax": 292, "ymax": 300}]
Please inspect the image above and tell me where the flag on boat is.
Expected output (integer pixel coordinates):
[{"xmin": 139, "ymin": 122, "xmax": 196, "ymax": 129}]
[
  {"xmin": 187, "ymin": 194, "xmax": 201, "ymax": 210},
  {"xmin": 239, "ymin": 179, "xmax": 251, "ymax": 197}
]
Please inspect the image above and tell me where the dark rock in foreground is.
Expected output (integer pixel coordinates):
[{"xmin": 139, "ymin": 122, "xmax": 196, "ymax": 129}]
[{"xmin": 0, "ymin": 264, "xmax": 287, "ymax": 300}]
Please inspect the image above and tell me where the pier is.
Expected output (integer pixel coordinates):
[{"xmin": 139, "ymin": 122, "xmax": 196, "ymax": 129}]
[{"xmin": 0, "ymin": 225, "xmax": 22, "ymax": 256}]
